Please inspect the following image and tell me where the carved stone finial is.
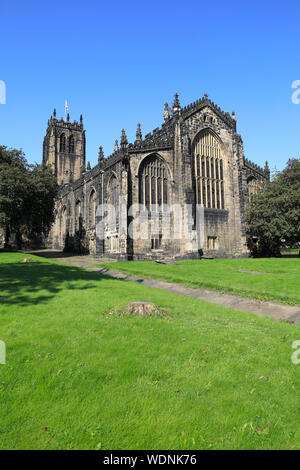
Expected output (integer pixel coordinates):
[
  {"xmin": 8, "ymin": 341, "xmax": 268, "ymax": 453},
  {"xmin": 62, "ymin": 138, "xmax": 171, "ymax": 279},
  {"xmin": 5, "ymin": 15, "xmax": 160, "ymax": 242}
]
[
  {"xmin": 163, "ymin": 102, "xmax": 170, "ymax": 121},
  {"xmin": 264, "ymin": 160, "xmax": 270, "ymax": 180},
  {"xmin": 80, "ymin": 114, "xmax": 83, "ymax": 124},
  {"xmin": 232, "ymin": 111, "xmax": 236, "ymax": 120},
  {"xmin": 121, "ymin": 129, "xmax": 128, "ymax": 149},
  {"xmin": 87, "ymin": 161, "xmax": 91, "ymax": 171},
  {"xmin": 203, "ymin": 93, "xmax": 208, "ymax": 100},
  {"xmin": 172, "ymin": 93, "xmax": 181, "ymax": 114},
  {"xmin": 135, "ymin": 123, "xmax": 142, "ymax": 142},
  {"xmin": 53, "ymin": 108, "xmax": 56, "ymax": 118},
  {"xmin": 67, "ymin": 113, "xmax": 70, "ymax": 122},
  {"xmin": 114, "ymin": 139, "xmax": 119, "ymax": 152},
  {"xmin": 98, "ymin": 146, "xmax": 104, "ymax": 163}
]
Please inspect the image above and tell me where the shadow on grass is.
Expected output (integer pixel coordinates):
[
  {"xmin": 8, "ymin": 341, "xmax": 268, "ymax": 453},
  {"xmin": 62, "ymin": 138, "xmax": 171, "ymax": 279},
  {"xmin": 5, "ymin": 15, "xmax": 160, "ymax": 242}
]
[
  {"xmin": 0, "ymin": 259, "xmax": 117, "ymax": 307},
  {"xmin": 27, "ymin": 250, "xmax": 81, "ymax": 259}
]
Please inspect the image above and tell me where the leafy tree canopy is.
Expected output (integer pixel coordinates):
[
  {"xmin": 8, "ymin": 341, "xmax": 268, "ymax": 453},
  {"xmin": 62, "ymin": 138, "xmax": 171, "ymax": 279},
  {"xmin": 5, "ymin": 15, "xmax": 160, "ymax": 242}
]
[
  {"xmin": 0, "ymin": 146, "xmax": 58, "ymax": 248},
  {"xmin": 245, "ymin": 158, "xmax": 300, "ymax": 256}
]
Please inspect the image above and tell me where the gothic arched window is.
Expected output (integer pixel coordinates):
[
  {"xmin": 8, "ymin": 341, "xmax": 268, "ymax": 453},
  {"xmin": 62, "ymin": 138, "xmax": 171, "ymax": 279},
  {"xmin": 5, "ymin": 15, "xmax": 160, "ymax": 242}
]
[
  {"xmin": 107, "ymin": 175, "xmax": 119, "ymax": 229},
  {"xmin": 66, "ymin": 202, "xmax": 71, "ymax": 232},
  {"xmin": 60, "ymin": 133, "xmax": 66, "ymax": 153},
  {"xmin": 69, "ymin": 135, "xmax": 75, "ymax": 153},
  {"xmin": 139, "ymin": 155, "xmax": 168, "ymax": 211},
  {"xmin": 60, "ymin": 206, "xmax": 66, "ymax": 245},
  {"xmin": 193, "ymin": 130, "xmax": 225, "ymax": 209},
  {"xmin": 89, "ymin": 189, "xmax": 96, "ymax": 226},
  {"xmin": 75, "ymin": 200, "xmax": 81, "ymax": 231},
  {"xmin": 247, "ymin": 176, "xmax": 260, "ymax": 198}
]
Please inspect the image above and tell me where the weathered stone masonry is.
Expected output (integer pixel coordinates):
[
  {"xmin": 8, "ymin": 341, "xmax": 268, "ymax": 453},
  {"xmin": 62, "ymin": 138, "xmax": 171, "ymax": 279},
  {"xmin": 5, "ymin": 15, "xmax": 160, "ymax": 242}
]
[{"xmin": 43, "ymin": 94, "xmax": 269, "ymax": 259}]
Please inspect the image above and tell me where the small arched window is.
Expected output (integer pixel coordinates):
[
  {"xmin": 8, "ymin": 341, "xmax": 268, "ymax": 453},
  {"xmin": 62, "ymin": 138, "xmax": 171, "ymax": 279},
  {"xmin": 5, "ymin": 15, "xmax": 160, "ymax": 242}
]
[
  {"xmin": 107, "ymin": 175, "xmax": 119, "ymax": 228},
  {"xmin": 60, "ymin": 207, "xmax": 67, "ymax": 245},
  {"xmin": 69, "ymin": 135, "xmax": 75, "ymax": 153},
  {"xmin": 66, "ymin": 202, "xmax": 71, "ymax": 232},
  {"xmin": 247, "ymin": 176, "xmax": 260, "ymax": 197},
  {"xmin": 89, "ymin": 190, "xmax": 96, "ymax": 226},
  {"xmin": 139, "ymin": 155, "xmax": 168, "ymax": 211},
  {"xmin": 60, "ymin": 133, "xmax": 66, "ymax": 153},
  {"xmin": 75, "ymin": 200, "xmax": 81, "ymax": 230}
]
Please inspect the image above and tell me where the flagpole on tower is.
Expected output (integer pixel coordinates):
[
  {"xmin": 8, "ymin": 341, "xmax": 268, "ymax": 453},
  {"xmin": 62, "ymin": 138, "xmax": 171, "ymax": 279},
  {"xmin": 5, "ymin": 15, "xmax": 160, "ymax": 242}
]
[{"xmin": 65, "ymin": 100, "xmax": 68, "ymax": 121}]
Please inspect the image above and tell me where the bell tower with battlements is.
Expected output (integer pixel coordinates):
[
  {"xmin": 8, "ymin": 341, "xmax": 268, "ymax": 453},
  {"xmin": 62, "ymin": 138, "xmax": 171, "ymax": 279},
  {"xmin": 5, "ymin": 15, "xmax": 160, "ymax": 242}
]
[{"xmin": 43, "ymin": 109, "xmax": 86, "ymax": 185}]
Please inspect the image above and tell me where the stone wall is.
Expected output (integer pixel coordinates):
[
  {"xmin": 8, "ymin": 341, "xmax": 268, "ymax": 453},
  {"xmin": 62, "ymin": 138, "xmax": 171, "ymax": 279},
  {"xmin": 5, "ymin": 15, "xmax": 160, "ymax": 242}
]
[{"xmin": 45, "ymin": 94, "xmax": 269, "ymax": 259}]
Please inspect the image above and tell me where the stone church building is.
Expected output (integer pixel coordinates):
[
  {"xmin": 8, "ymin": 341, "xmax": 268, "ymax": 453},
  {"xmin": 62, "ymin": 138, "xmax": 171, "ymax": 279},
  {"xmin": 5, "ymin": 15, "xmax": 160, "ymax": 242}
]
[{"xmin": 43, "ymin": 93, "xmax": 269, "ymax": 259}]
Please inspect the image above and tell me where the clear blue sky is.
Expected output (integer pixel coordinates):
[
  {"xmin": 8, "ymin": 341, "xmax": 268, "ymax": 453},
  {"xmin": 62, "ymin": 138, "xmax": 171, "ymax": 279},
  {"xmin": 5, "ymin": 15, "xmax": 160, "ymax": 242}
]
[{"xmin": 1, "ymin": 0, "xmax": 299, "ymax": 171}]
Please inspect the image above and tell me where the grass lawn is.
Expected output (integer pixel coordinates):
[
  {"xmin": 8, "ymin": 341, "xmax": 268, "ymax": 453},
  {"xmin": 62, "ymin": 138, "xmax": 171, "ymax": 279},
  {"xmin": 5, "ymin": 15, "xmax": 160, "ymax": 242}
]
[
  {"xmin": 1, "ymin": 252, "xmax": 300, "ymax": 450},
  {"xmin": 281, "ymin": 248, "xmax": 299, "ymax": 255},
  {"xmin": 99, "ymin": 258, "xmax": 300, "ymax": 306}
]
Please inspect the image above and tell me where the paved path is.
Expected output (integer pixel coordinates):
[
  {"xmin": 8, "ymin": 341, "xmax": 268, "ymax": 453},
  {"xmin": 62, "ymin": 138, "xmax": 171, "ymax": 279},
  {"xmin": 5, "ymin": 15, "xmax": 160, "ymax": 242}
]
[
  {"xmin": 26, "ymin": 249, "xmax": 114, "ymax": 270},
  {"xmin": 26, "ymin": 251, "xmax": 300, "ymax": 325},
  {"xmin": 95, "ymin": 268, "xmax": 300, "ymax": 325}
]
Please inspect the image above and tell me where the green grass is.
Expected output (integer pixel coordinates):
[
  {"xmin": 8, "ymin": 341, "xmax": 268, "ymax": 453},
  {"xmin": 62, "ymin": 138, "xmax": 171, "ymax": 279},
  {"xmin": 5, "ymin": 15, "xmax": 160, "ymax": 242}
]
[
  {"xmin": 281, "ymin": 248, "xmax": 299, "ymax": 254},
  {"xmin": 98, "ymin": 258, "xmax": 300, "ymax": 306},
  {"xmin": 1, "ymin": 252, "xmax": 300, "ymax": 450}
]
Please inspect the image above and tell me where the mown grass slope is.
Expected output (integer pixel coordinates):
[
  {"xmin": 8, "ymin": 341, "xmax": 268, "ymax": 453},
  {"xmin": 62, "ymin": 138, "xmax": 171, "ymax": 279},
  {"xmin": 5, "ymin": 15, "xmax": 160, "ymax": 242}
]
[
  {"xmin": 100, "ymin": 258, "xmax": 300, "ymax": 305},
  {"xmin": 0, "ymin": 252, "xmax": 299, "ymax": 449}
]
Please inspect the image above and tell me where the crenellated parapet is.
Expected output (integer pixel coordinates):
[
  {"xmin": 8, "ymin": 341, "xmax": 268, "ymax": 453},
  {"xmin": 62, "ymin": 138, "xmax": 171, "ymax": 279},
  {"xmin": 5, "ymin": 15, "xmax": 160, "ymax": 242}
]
[
  {"xmin": 47, "ymin": 117, "xmax": 84, "ymax": 131},
  {"xmin": 128, "ymin": 122, "xmax": 174, "ymax": 153},
  {"xmin": 244, "ymin": 157, "xmax": 267, "ymax": 179}
]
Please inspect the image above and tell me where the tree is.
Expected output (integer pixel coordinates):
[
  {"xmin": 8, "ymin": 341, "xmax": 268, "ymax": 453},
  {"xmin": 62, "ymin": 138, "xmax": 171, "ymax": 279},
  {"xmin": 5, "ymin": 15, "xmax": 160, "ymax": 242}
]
[
  {"xmin": 0, "ymin": 146, "xmax": 58, "ymax": 248},
  {"xmin": 244, "ymin": 158, "xmax": 300, "ymax": 256}
]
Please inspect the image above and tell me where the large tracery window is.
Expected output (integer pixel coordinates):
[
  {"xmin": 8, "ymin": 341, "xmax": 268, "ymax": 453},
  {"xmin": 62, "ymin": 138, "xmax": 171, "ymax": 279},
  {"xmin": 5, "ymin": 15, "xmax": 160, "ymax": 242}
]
[
  {"xmin": 139, "ymin": 155, "xmax": 168, "ymax": 211},
  {"xmin": 193, "ymin": 130, "xmax": 225, "ymax": 209},
  {"xmin": 60, "ymin": 133, "xmax": 66, "ymax": 153}
]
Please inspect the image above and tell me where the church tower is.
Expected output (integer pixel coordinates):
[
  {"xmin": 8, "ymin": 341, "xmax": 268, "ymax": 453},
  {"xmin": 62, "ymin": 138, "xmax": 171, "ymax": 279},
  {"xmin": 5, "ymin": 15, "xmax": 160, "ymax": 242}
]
[{"xmin": 43, "ymin": 109, "xmax": 86, "ymax": 185}]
